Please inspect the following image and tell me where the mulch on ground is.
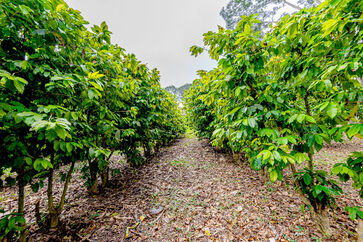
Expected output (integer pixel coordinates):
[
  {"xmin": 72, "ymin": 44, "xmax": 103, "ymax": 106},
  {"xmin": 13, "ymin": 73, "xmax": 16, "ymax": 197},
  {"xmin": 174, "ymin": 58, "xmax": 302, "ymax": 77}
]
[{"xmin": 1, "ymin": 137, "xmax": 362, "ymax": 241}]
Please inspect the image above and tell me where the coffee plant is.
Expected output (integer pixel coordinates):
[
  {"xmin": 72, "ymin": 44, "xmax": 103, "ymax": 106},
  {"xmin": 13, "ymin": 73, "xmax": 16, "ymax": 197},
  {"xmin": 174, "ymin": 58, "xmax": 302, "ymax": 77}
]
[
  {"xmin": 0, "ymin": 0, "xmax": 184, "ymax": 240},
  {"xmin": 185, "ymin": 0, "xmax": 362, "ymax": 236}
]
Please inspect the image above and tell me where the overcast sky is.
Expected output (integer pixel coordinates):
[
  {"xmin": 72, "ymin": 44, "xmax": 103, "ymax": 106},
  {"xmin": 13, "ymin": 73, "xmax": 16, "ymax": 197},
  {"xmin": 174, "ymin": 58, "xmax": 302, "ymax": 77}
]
[{"xmin": 64, "ymin": 0, "xmax": 229, "ymax": 87}]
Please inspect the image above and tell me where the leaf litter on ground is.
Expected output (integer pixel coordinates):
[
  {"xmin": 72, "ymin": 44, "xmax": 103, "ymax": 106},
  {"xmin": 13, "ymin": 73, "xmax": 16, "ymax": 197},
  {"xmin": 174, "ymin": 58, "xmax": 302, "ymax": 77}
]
[{"xmin": 0, "ymin": 137, "xmax": 362, "ymax": 241}]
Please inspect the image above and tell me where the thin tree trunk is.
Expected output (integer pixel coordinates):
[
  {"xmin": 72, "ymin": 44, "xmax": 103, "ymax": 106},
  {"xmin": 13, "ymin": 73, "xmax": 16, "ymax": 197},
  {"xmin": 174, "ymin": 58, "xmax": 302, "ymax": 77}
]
[
  {"xmin": 290, "ymin": 165, "xmax": 332, "ymax": 236},
  {"xmin": 47, "ymin": 168, "xmax": 58, "ymax": 229},
  {"xmin": 310, "ymin": 206, "xmax": 332, "ymax": 237},
  {"xmin": 239, "ymin": 152, "xmax": 247, "ymax": 164},
  {"xmin": 101, "ymin": 150, "xmax": 114, "ymax": 189},
  {"xmin": 232, "ymin": 150, "xmax": 240, "ymax": 164},
  {"xmin": 88, "ymin": 160, "xmax": 99, "ymax": 194},
  {"xmin": 290, "ymin": 164, "xmax": 312, "ymax": 206},
  {"xmin": 304, "ymin": 94, "xmax": 314, "ymax": 170},
  {"xmin": 101, "ymin": 169, "xmax": 108, "ymax": 189},
  {"xmin": 259, "ymin": 169, "xmax": 265, "ymax": 182},
  {"xmin": 46, "ymin": 161, "xmax": 75, "ymax": 230},
  {"xmin": 144, "ymin": 143, "xmax": 152, "ymax": 158},
  {"xmin": 18, "ymin": 174, "xmax": 27, "ymax": 242},
  {"xmin": 259, "ymin": 166, "xmax": 268, "ymax": 183},
  {"xmin": 89, "ymin": 178, "xmax": 99, "ymax": 194},
  {"xmin": 35, "ymin": 199, "xmax": 42, "ymax": 227},
  {"xmin": 57, "ymin": 161, "xmax": 75, "ymax": 213},
  {"xmin": 308, "ymin": 152, "xmax": 314, "ymax": 170},
  {"xmin": 18, "ymin": 177, "xmax": 24, "ymax": 217}
]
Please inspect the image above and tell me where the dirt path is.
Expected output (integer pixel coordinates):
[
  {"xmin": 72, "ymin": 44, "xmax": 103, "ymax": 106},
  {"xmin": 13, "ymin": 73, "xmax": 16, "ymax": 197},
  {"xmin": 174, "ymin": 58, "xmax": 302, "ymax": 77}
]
[{"xmin": 1, "ymin": 137, "xmax": 362, "ymax": 241}]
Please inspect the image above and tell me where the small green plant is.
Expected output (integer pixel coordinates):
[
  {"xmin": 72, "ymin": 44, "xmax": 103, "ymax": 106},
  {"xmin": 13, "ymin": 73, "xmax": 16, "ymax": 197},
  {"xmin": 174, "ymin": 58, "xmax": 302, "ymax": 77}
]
[
  {"xmin": 294, "ymin": 169, "xmax": 342, "ymax": 210},
  {"xmin": 0, "ymin": 212, "xmax": 25, "ymax": 240},
  {"xmin": 333, "ymin": 152, "xmax": 363, "ymax": 239},
  {"xmin": 89, "ymin": 211, "xmax": 101, "ymax": 220},
  {"xmin": 168, "ymin": 159, "xmax": 188, "ymax": 168}
]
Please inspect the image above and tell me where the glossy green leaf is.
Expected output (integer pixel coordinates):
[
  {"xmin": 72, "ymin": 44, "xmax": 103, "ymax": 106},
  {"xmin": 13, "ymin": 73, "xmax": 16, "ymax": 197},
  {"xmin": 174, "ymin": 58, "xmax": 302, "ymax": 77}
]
[{"xmin": 326, "ymin": 103, "xmax": 338, "ymax": 119}]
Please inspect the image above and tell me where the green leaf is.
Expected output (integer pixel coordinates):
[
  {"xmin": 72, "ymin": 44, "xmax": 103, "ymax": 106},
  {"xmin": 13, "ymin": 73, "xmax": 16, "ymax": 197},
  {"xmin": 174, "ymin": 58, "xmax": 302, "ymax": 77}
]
[
  {"xmin": 251, "ymin": 157, "xmax": 263, "ymax": 170},
  {"xmin": 56, "ymin": 4, "xmax": 66, "ymax": 12},
  {"xmin": 90, "ymin": 81, "xmax": 104, "ymax": 92},
  {"xmin": 273, "ymin": 151, "xmax": 281, "ymax": 161},
  {"xmin": 13, "ymin": 78, "xmax": 28, "ymax": 94},
  {"xmin": 66, "ymin": 143, "xmax": 73, "ymax": 153},
  {"xmin": 326, "ymin": 103, "xmax": 338, "ymax": 119},
  {"xmin": 297, "ymin": 114, "xmax": 305, "ymax": 123},
  {"xmin": 347, "ymin": 125, "xmax": 360, "ymax": 138},
  {"xmin": 229, "ymin": 106, "xmax": 241, "ymax": 115},
  {"xmin": 33, "ymin": 159, "xmax": 42, "ymax": 171},
  {"xmin": 190, "ymin": 45, "xmax": 204, "ymax": 57},
  {"xmin": 322, "ymin": 19, "xmax": 339, "ymax": 38},
  {"xmin": 303, "ymin": 173, "xmax": 313, "ymax": 185},
  {"xmin": 270, "ymin": 170, "xmax": 278, "ymax": 182},
  {"xmin": 313, "ymin": 185, "xmax": 324, "ymax": 197},
  {"xmin": 294, "ymin": 153, "xmax": 308, "ymax": 164},
  {"xmin": 45, "ymin": 130, "xmax": 58, "ymax": 142},
  {"xmin": 345, "ymin": 207, "xmax": 360, "ymax": 221},
  {"xmin": 314, "ymin": 135, "xmax": 324, "ymax": 145},
  {"xmin": 88, "ymin": 71, "xmax": 105, "ymax": 80},
  {"xmin": 258, "ymin": 150, "xmax": 271, "ymax": 161},
  {"xmin": 21, "ymin": 61, "xmax": 27, "ymax": 70},
  {"xmin": 305, "ymin": 115, "xmax": 316, "ymax": 123},
  {"xmin": 41, "ymin": 158, "xmax": 53, "ymax": 169},
  {"xmin": 248, "ymin": 117, "xmax": 256, "ymax": 128},
  {"xmin": 288, "ymin": 114, "xmax": 298, "ymax": 124},
  {"xmin": 19, "ymin": 5, "xmax": 33, "ymax": 15},
  {"xmin": 55, "ymin": 126, "xmax": 67, "ymax": 140},
  {"xmin": 25, "ymin": 157, "xmax": 32, "ymax": 166},
  {"xmin": 286, "ymin": 136, "xmax": 297, "ymax": 144}
]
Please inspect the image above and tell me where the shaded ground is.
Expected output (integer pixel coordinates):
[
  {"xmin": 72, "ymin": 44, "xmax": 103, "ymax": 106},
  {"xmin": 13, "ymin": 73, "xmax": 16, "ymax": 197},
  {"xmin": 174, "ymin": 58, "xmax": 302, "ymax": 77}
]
[{"xmin": 1, "ymin": 137, "xmax": 362, "ymax": 241}]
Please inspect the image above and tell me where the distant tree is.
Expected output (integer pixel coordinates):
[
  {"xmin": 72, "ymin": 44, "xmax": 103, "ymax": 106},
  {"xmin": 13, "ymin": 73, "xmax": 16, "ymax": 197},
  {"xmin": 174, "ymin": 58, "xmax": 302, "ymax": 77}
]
[
  {"xmin": 165, "ymin": 84, "xmax": 191, "ymax": 102},
  {"xmin": 220, "ymin": 0, "xmax": 320, "ymax": 30}
]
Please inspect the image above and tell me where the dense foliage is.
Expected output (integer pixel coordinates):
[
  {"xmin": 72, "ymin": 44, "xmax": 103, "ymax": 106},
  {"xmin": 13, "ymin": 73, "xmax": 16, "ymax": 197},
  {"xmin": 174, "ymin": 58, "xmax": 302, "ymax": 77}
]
[
  {"xmin": 0, "ymin": 0, "xmax": 184, "ymax": 240},
  {"xmin": 186, "ymin": 0, "xmax": 362, "ymax": 236}
]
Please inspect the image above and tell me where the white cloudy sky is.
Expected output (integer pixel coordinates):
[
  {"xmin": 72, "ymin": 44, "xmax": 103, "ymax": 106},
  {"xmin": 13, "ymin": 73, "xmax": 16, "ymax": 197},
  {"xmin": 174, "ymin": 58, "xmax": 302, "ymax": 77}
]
[{"xmin": 64, "ymin": 0, "xmax": 230, "ymax": 87}]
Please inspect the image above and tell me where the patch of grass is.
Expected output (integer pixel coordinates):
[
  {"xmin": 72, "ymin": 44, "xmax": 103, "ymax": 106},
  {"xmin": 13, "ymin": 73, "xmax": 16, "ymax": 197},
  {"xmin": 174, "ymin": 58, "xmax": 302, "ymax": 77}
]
[{"xmin": 167, "ymin": 159, "xmax": 188, "ymax": 168}]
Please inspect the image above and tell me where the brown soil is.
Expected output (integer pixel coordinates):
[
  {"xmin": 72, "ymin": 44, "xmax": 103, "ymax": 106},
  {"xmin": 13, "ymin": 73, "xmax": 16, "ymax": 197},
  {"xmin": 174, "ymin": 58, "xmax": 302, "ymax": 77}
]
[{"xmin": 1, "ymin": 137, "xmax": 362, "ymax": 241}]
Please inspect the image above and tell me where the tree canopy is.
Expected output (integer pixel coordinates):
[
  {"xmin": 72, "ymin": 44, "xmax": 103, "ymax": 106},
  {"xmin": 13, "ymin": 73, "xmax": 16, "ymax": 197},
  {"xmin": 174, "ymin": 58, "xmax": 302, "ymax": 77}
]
[{"xmin": 220, "ymin": 0, "xmax": 320, "ymax": 30}]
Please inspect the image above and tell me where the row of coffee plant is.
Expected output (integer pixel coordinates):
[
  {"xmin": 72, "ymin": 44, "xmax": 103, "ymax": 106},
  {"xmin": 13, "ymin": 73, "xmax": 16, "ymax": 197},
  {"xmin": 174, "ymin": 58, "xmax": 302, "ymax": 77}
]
[
  {"xmin": 185, "ymin": 0, "xmax": 362, "ymax": 237},
  {"xmin": 0, "ymin": 0, "xmax": 185, "ymax": 240}
]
